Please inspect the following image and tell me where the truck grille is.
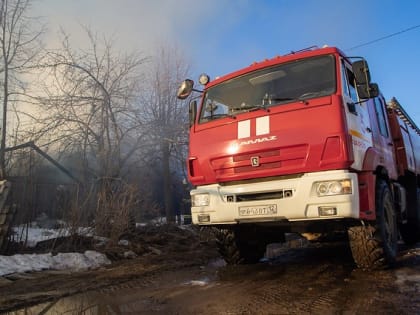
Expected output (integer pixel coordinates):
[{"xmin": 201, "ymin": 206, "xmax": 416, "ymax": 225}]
[{"xmin": 211, "ymin": 144, "xmax": 308, "ymax": 179}]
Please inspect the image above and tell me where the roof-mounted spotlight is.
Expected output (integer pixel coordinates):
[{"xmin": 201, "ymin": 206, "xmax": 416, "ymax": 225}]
[{"xmin": 198, "ymin": 73, "xmax": 210, "ymax": 85}]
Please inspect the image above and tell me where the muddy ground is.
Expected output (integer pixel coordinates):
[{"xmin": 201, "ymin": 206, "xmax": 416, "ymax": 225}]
[{"xmin": 0, "ymin": 225, "xmax": 419, "ymax": 314}]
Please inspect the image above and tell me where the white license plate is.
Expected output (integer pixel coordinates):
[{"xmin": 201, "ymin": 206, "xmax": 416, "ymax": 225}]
[{"xmin": 238, "ymin": 204, "xmax": 277, "ymax": 216}]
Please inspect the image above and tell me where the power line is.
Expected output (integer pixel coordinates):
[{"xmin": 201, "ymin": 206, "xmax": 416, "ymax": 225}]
[{"xmin": 346, "ymin": 23, "xmax": 420, "ymax": 51}]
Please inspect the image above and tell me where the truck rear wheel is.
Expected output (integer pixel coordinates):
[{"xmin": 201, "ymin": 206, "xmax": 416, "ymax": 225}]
[
  {"xmin": 348, "ymin": 180, "xmax": 398, "ymax": 269},
  {"xmin": 215, "ymin": 227, "xmax": 267, "ymax": 265},
  {"xmin": 400, "ymin": 188, "xmax": 420, "ymax": 245}
]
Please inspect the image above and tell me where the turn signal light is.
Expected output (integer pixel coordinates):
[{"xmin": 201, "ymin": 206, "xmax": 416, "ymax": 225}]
[{"xmin": 318, "ymin": 206, "xmax": 337, "ymax": 216}]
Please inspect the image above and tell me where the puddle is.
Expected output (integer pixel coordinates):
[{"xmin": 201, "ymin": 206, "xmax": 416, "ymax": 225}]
[
  {"xmin": 206, "ymin": 257, "xmax": 226, "ymax": 268},
  {"xmin": 395, "ymin": 267, "xmax": 420, "ymax": 293},
  {"xmin": 183, "ymin": 277, "xmax": 211, "ymax": 286},
  {"xmin": 395, "ymin": 247, "xmax": 420, "ymax": 293},
  {"xmin": 7, "ymin": 290, "xmax": 167, "ymax": 314},
  {"xmin": 6, "ymin": 294, "xmax": 99, "ymax": 315},
  {"xmin": 8, "ymin": 259, "xmax": 225, "ymax": 314}
]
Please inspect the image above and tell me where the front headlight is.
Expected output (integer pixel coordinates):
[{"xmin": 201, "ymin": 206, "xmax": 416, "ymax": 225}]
[
  {"xmin": 313, "ymin": 179, "xmax": 352, "ymax": 197},
  {"xmin": 191, "ymin": 193, "xmax": 210, "ymax": 206}
]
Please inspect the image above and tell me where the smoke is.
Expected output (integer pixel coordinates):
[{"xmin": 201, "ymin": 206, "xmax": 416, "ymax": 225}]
[{"xmin": 33, "ymin": 0, "xmax": 226, "ymax": 55}]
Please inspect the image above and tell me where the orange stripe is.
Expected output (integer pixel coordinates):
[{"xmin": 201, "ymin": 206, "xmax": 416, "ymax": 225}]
[{"xmin": 349, "ymin": 129, "xmax": 368, "ymax": 141}]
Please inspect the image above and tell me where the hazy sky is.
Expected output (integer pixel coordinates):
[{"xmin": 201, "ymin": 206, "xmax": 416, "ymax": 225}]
[{"xmin": 33, "ymin": 0, "xmax": 420, "ymax": 123}]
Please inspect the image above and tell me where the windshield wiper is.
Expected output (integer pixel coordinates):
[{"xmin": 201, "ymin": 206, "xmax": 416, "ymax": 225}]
[
  {"xmin": 247, "ymin": 104, "xmax": 270, "ymax": 112},
  {"xmin": 204, "ymin": 113, "xmax": 236, "ymax": 121},
  {"xmin": 268, "ymin": 96, "xmax": 309, "ymax": 105},
  {"xmin": 230, "ymin": 94, "xmax": 314, "ymax": 114},
  {"xmin": 273, "ymin": 91, "xmax": 331, "ymax": 103},
  {"xmin": 232, "ymin": 104, "xmax": 270, "ymax": 113}
]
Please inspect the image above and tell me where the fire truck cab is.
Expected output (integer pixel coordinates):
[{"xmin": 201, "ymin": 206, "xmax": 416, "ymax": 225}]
[{"xmin": 177, "ymin": 46, "xmax": 420, "ymax": 269}]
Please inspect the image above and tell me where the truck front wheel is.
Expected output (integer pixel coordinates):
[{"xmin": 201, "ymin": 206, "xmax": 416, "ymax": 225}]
[
  {"xmin": 348, "ymin": 180, "xmax": 398, "ymax": 269},
  {"xmin": 215, "ymin": 226, "xmax": 267, "ymax": 265}
]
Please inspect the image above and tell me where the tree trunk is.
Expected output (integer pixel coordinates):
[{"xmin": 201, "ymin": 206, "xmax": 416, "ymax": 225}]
[
  {"xmin": 0, "ymin": 65, "xmax": 8, "ymax": 179},
  {"xmin": 162, "ymin": 142, "xmax": 174, "ymax": 223}
]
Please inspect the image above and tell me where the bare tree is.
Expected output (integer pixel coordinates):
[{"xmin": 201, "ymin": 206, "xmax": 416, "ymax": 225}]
[
  {"xmin": 21, "ymin": 31, "xmax": 190, "ymax": 227},
  {"xmin": 140, "ymin": 44, "xmax": 190, "ymax": 223},
  {"xmin": 0, "ymin": 0, "xmax": 44, "ymax": 178},
  {"xmin": 27, "ymin": 28, "xmax": 148, "ymax": 229},
  {"xmin": 35, "ymin": 28, "xmax": 147, "ymax": 183}
]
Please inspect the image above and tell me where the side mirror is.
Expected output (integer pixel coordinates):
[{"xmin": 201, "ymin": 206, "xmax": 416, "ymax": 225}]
[
  {"xmin": 352, "ymin": 60, "xmax": 371, "ymax": 85},
  {"xmin": 177, "ymin": 79, "xmax": 194, "ymax": 100},
  {"xmin": 189, "ymin": 100, "xmax": 197, "ymax": 127},
  {"xmin": 356, "ymin": 83, "xmax": 379, "ymax": 99}
]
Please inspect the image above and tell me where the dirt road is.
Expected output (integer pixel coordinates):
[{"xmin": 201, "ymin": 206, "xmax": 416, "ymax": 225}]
[{"xmin": 4, "ymin": 233, "xmax": 420, "ymax": 315}]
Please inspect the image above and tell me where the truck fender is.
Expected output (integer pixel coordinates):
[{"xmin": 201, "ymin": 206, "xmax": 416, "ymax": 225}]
[
  {"xmin": 358, "ymin": 147, "xmax": 387, "ymax": 221},
  {"xmin": 362, "ymin": 147, "xmax": 382, "ymax": 172},
  {"xmin": 358, "ymin": 171, "xmax": 376, "ymax": 220}
]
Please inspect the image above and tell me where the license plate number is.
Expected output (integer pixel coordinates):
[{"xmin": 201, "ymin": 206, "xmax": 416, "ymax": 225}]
[{"xmin": 238, "ymin": 205, "xmax": 277, "ymax": 216}]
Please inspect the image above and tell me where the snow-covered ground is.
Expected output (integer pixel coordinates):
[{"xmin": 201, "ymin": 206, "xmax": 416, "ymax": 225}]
[
  {"xmin": 0, "ymin": 251, "xmax": 111, "ymax": 276},
  {"xmin": 0, "ymin": 216, "xmax": 190, "ymax": 277},
  {"xmin": 0, "ymin": 225, "xmax": 111, "ymax": 277},
  {"xmin": 11, "ymin": 225, "xmax": 94, "ymax": 247}
]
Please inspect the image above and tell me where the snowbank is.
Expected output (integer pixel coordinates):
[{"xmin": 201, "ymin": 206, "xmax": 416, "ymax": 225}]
[
  {"xmin": 0, "ymin": 250, "xmax": 111, "ymax": 276},
  {"xmin": 12, "ymin": 226, "xmax": 94, "ymax": 248},
  {"xmin": 0, "ymin": 225, "xmax": 109, "ymax": 276}
]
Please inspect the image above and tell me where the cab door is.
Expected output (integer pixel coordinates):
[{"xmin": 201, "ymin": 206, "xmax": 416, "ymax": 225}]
[{"xmin": 340, "ymin": 59, "xmax": 373, "ymax": 171}]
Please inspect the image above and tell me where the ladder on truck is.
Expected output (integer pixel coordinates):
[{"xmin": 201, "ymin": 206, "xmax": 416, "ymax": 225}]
[{"xmin": 387, "ymin": 97, "xmax": 420, "ymax": 135}]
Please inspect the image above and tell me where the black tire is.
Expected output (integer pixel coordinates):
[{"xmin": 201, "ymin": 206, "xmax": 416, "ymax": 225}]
[
  {"xmin": 215, "ymin": 228, "xmax": 242, "ymax": 265},
  {"xmin": 215, "ymin": 227, "xmax": 267, "ymax": 265},
  {"xmin": 400, "ymin": 188, "xmax": 420, "ymax": 245},
  {"xmin": 348, "ymin": 180, "xmax": 398, "ymax": 269}
]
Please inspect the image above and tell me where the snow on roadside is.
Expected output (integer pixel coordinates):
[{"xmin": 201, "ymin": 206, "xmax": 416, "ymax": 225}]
[
  {"xmin": 2, "ymin": 218, "xmax": 186, "ymax": 277},
  {"xmin": 12, "ymin": 226, "xmax": 94, "ymax": 248},
  {"xmin": 0, "ymin": 225, "xmax": 110, "ymax": 277},
  {"xmin": 0, "ymin": 251, "xmax": 111, "ymax": 276}
]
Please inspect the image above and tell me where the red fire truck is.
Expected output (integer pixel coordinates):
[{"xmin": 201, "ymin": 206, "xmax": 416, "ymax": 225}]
[{"xmin": 177, "ymin": 46, "xmax": 420, "ymax": 269}]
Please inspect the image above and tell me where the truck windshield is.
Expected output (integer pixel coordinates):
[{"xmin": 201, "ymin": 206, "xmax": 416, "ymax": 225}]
[{"xmin": 199, "ymin": 54, "xmax": 336, "ymax": 123}]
